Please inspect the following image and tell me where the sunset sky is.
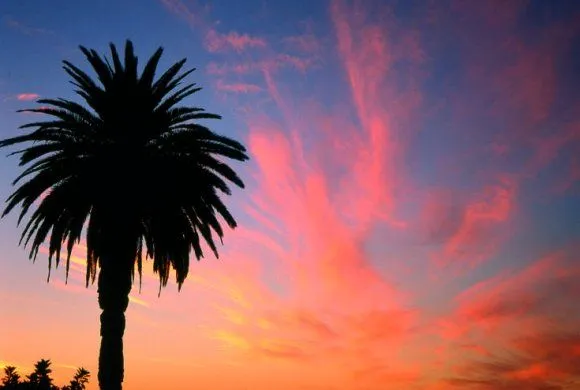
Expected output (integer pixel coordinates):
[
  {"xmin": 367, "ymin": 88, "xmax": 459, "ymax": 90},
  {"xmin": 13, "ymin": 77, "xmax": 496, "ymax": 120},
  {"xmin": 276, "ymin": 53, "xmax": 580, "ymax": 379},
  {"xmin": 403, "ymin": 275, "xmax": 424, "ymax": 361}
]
[{"xmin": 1, "ymin": 1, "xmax": 580, "ymax": 389}]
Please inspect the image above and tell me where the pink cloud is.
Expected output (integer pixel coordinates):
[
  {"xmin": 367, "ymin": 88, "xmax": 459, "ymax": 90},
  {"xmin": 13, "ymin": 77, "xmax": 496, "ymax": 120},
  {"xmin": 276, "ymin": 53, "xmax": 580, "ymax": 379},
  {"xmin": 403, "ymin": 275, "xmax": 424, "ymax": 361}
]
[
  {"xmin": 329, "ymin": 0, "xmax": 429, "ymax": 231},
  {"xmin": 17, "ymin": 93, "xmax": 40, "ymax": 101},
  {"xmin": 199, "ymin": 19, "xmax": 425, "ymax": 383},
  {"xmin": 215, "ymin": 80, "xmax": 262, "ymax": 94},
  {"xmin": 206, "ymin": 54, "xmax": 314, "ymax": 78},
  {"xmin": 206, "ymin": 62, "xmax": 254, "ymax": 76},
  {"xmin": 273, "ymin": 54, "xmax": 313, "ymax": 73},
  {"xmin": 204, "ymin": 29, "xmax": 267, "ymax": 53},
  {"xmin": 158, "ymin": 0, "xmax": 209, "ymax": 30},
  {"xmin": 198, "ymin": 3, "xmax": 428, "ymax": 384},
  {"xmin": 283, "ymin": 34, "xmax": 321, "ymax": 54},
  {"xmin": 423, "ymin": 0, "xmax": 580, "ymax": 197},
  {"xmin": 431, "ymin": 178, "xmax": 517, "ymax": 268},
  {"xmin": 159, "ymin": 0, "xmax": 269, "ymax": 60}
]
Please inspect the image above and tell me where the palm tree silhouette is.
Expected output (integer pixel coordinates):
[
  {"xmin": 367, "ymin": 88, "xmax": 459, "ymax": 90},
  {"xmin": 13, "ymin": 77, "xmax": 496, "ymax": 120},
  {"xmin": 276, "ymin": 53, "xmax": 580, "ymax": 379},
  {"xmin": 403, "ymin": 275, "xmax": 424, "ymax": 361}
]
[
  {"xmin": 61, "ymin": 367, "xmax": 90, "ymax": 390},
  {"xmin": 1, "ymin": 366, "xmax": 21, "ymax": 389},
  {"xmin": 0, "ymin": 40, "xmax": 249, "ymax": 390},
  {"xmin": 26, "ymin": 359, "xmax": 54, "ymax": 390}
]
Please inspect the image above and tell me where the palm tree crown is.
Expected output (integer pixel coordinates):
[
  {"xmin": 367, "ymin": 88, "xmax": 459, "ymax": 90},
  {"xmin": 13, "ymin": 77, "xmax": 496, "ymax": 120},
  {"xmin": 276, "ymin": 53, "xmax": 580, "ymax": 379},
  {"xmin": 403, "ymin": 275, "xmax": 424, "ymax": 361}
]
[{"xmin": 0, "ymin": 40, "xmax": 249, "ymax": 291}]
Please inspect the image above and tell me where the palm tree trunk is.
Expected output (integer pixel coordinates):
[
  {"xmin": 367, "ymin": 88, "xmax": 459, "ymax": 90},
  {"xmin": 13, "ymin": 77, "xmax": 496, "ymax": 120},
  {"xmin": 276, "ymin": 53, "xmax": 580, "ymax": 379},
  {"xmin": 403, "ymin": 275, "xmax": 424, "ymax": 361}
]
[{"xmin": 97, "ymin": 259, "xmax": 133, "ymax": 390}]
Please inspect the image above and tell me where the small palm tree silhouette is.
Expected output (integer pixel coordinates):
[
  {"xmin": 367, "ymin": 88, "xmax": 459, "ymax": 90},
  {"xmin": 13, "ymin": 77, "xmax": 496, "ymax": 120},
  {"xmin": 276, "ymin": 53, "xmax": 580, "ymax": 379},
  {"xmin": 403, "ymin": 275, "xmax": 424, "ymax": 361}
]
[
  {"xmin": 26, "ymin": 359, "xmax": 54, "ymax": 390},
  {"xmin": 63, "ymin": 367, "xmax": 90, "ymax": 390},
  {"xmin": 0, "ymin": 40, "xmax": 249, "ymax": 390},
  {"xmin": 1, "ymin": 366, "xmax": 21, "ymax": 389}
]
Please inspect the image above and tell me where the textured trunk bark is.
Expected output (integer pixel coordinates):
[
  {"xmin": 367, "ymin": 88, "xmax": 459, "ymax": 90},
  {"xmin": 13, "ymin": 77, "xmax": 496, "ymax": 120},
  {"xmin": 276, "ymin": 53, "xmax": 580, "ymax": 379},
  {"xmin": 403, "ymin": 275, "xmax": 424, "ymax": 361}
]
[{"xmin": 97, "ymin": 257, "xmax": 133, "ymax": 390}]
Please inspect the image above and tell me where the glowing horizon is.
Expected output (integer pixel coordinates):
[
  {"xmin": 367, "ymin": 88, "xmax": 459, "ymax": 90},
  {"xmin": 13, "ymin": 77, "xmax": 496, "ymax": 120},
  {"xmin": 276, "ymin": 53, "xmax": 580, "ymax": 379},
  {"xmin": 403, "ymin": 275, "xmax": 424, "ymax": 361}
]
[{"xmin": 1, "ymin": 1, "xmax": 579, "ymax": 389}]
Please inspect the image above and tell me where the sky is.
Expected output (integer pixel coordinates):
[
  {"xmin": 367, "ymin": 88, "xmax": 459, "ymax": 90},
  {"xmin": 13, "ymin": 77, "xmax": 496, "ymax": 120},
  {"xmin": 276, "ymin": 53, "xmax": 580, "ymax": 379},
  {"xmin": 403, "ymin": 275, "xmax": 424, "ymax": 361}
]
[{"xmin": 0, "ymin": 0, "xmax": 579, "ymax": 389}]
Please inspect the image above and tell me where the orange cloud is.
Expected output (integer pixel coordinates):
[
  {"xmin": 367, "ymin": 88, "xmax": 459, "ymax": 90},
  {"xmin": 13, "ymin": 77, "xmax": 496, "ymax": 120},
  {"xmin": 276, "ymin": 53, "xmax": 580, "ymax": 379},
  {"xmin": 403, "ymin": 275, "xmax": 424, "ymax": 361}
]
[
  {"xmin": 448, "ymin": 249, "xmax": 576, "ymax": 332},
  {"xmin": 433, "ymin": 245, "xmax": 580, "ymax": 388},
  {"xmin": 440, "ymin": 328, "xmax": 580, "ymax": 389}
]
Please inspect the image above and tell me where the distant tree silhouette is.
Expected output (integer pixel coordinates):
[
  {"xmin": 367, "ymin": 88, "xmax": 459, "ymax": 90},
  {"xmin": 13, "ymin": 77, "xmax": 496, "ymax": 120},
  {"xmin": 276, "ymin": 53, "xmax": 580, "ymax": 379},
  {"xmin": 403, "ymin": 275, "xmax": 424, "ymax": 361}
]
[
  {"xmin": 0, "ymin": 361, "xmax": 90, "ymax": 390},
  {"xmin": 1, "ymin": 366, "xmax": 21, "ymax": 389},
  {"xmin": 26, "ymin": 359, "xmax": 55, "ymax": 390},
  {"xmin": 0, "ymin": 40, "xmax": 249, "ymax": 390},
  {"xmin": 61, "ymin": 368, "xmax": 90, "ymax": 390}
]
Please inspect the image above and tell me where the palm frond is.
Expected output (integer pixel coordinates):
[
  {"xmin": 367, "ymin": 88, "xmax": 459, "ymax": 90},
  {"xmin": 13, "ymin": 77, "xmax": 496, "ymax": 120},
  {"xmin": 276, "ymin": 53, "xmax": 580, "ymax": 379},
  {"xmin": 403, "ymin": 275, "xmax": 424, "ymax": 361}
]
[{"xmin": 0, "ymin": 39, "xmax": 249, "ymax": 292}]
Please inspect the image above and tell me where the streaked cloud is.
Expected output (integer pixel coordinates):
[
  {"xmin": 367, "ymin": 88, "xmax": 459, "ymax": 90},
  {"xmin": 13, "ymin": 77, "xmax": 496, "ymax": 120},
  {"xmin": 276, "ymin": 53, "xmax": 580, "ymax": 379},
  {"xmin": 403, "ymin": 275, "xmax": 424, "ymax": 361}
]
[
  {"xmin": 204, "ymin": 30, "xmax": 267, "ymax": 53},
  {"xmin": 3, "ymin": 17, "xmax": 54, "ymax": 36},
  {"xmin": 215, "ymin": 80, "xmax": 262, "ymax": 94}
]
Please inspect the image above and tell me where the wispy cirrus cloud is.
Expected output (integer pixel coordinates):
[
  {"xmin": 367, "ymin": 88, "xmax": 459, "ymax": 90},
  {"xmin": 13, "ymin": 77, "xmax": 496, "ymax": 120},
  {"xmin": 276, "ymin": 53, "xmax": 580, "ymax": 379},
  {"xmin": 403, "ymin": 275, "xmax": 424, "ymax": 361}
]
[
  {"xmin": 4, "ymin": 0, "xmax": 579, "ymax": 388},
  {"xmin": 157, "ymin": 0, "xmax": 208, "ymax": 28},
  {"xmin": 422, "ymin": 0, "xmax": 580, "ymax": 198},
  {"xmin": 426, "ymin": 178, "xmax": 517, "ymax": 269},
  {"xmin": 150, "ymin": 0, "xmax": 580, "ymax": 388},
  {"xmin": 215, "ymin": 80, "xmax": 262, "ymax": 94},
  {"xmin": 206, "ymin": 53, "xmax": 315, "ymax": 78},
  {"xmin": 159, "ymin": 0, "xmax": 266, "ymax": 54},
  {"xmin": 3, "ymin": 16, "xmax": 54, "ymax": 36},
  {"xmin": 204, "ymin": 30, "xmax": 267, "ymax": 53},
  {"xmin": 174, "ymin": 1, "xmax": 426, "ymax": 385},
  {"xmin": 433, "ymin": 245, "xmax": 580, "ymax": 389},
  {"xmin": 283, "ymin": 33, "xmax": 321, "ymax": 54}
]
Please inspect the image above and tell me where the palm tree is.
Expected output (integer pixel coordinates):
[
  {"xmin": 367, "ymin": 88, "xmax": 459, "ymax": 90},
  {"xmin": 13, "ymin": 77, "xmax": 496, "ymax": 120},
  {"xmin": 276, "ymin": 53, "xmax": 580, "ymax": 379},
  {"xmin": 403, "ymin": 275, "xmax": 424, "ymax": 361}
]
[
  {"xmin": 26, "ymin": 359, "xmax": 54, "ymax": 390},
  {"xmin": 62, "ymin": 367, "xmax": 90, "ymax": 390},
  {"xmin": 1, "ymin": 366, "xmax": 21, "ymax": 389},
  {"xmin": 0, "ymin": 40, "xmax": 249, "ymax": 390}
]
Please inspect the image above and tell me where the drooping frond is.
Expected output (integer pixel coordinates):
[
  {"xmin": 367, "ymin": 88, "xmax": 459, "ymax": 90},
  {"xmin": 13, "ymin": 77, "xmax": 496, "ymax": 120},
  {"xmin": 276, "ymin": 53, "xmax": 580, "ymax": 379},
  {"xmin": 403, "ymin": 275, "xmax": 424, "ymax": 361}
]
[{"xmin": 0, "ymin": 39, "xmax": 249, "ymax": 292}]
